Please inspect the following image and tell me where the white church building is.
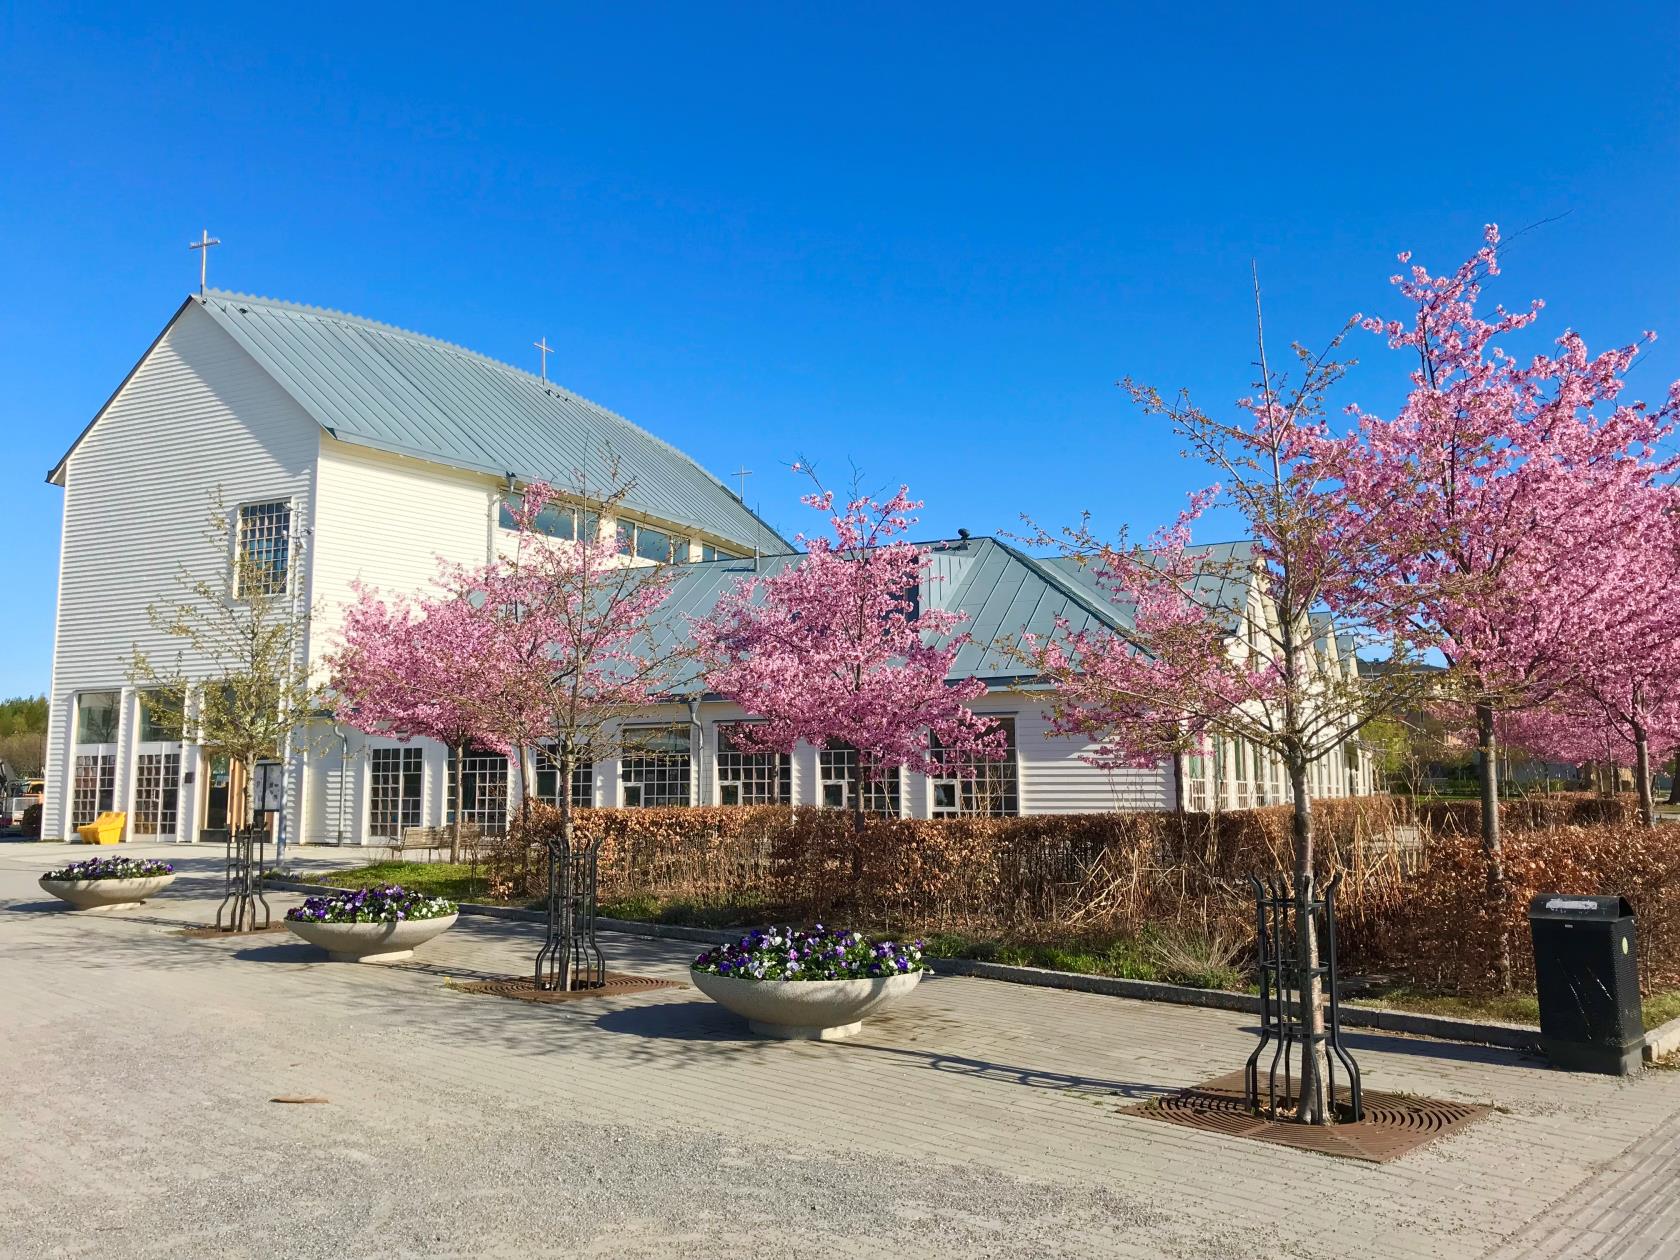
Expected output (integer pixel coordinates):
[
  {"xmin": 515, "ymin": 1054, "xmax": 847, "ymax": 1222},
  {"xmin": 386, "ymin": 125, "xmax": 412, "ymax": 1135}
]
[{"xmin": 42, "ymin": 289, "xmax": 1374, "ymax": 846}]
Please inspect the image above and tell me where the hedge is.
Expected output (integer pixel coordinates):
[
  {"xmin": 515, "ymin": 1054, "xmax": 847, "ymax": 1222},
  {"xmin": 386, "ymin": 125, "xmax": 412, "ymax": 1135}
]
[{"xmin": 495, "ymin": 797, "xmax": 1408, "ymax": 937}]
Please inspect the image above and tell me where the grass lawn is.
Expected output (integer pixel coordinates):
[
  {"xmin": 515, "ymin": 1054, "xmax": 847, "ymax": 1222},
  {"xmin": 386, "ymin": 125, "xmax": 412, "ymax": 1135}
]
[
  {"xmin": 301, "ymin": 860, "xmax": 499, "ymax": 905},
  {"xmin": 1350, "ymin": 986, "xmax": 1680, "ymax": 1032},
  {"xmin": 923, "ymin": 929, "xmax": 1246, "ymax": 991}
]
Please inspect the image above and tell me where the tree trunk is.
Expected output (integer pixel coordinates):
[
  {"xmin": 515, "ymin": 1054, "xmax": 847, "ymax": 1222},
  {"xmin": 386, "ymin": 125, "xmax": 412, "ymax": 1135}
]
[
  {"xmin": 1667, "ymin": 750, "xmax": 1680, "ymax": 806},
  {"xmin": 241, "ymin": 755, "xmax": 255, "ymax": 835},
  {"xmin": 1475, "ymin": 700, "xmax": 1512, "ymax": 993},
  {"xmin": 849, "ymin": 759, "xmax": 867, "ymax": 886},
  {"xmin": 1632, "ymin": 724, "xmax": 1653, "ymax": 827},
  {"xmin": 558, "ymin": 763, "xmax": 575, "ymax": 991},
  {"xmin": 1287, "ymin": 758, "xmax": 1331, "ymax": 1126},
  {"xmin": 452, "ymin": 740, "xmax": 466, "ymax": 865},
  {"xmin": 1172, "ymin": 753, "xmax": 1186, "ymax": 815}
]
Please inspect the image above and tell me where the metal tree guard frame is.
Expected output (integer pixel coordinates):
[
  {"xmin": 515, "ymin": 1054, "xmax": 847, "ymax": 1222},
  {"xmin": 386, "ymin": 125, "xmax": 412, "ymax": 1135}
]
[
  {"xmin": 216, "ymin": 826, "xmax": 272, "ymax": 931},
  {"xmin": 535, "ymin": 829, "xmax": 607, "ymax": 992},
  {"xmin": 1245, "ymin": 871, "xmax": 1363, "ymax": 1122}
]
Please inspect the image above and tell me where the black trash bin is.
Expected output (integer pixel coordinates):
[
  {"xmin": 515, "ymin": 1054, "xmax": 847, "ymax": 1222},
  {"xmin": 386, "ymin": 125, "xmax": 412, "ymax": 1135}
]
[{"xmin": 1526, "ymin": 894, "xmax": 1643, "ymax": 1076}]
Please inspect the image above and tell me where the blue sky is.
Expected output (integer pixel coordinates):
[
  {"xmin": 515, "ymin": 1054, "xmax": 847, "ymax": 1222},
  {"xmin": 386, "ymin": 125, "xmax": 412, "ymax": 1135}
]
[{"xmin": 2, "ymin": 2, "xmax": 1677, "ymax": 698}]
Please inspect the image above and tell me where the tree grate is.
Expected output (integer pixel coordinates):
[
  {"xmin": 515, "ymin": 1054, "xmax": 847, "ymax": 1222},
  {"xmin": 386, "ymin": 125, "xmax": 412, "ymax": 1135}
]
[
  {"xmin": 451, "ymin": 974, "xmax": 683, "ymax": 1004},
  {"xmin": 1126, "ymin": 1071, "xmax": 1489, "ymax": 1163}
]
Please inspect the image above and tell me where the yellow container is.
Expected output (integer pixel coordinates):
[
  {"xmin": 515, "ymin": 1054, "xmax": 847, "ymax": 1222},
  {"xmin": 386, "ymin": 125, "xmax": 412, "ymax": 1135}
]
[{"xmin": 76, "ymin": 812, "xmax": 127, "ymax": 844}]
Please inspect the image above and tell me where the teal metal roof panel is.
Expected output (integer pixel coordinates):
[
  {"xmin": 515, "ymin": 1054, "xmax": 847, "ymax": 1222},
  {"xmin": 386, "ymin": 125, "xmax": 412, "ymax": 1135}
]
[
  {"xmin": 650, "ymin": 538, "xmax": 1134, "ymax": 688},
  {"xmin": 193, "ymin": 291, "xmax": 783, "ymax": 550}
]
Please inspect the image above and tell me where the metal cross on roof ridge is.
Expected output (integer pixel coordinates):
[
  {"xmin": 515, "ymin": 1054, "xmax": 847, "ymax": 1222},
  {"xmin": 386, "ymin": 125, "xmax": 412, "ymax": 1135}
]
[
  {"xmin": 189, "ymin": 229, "xmax": 221, "ymax": 294},
  {"xmin": 733, "ymin": 466, "xmax": 751, "ymax": 501},
  {"xmin": 533, "ymin": 336, "xmax": 553, "ymax": 382}
]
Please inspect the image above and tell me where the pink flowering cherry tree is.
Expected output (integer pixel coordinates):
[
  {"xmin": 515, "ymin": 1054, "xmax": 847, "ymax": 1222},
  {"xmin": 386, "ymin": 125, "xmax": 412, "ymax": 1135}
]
[
  {"xmin": 696, "ymin": 478, "xmax": 1005, "ymax": 835},
  {"xmin": 326, "ymin": 578, "xmax": 501, "ymax": 861},
  {"xmin": 1515, "ymin": 484, "xmax": 1680, "ymax": 820},
  {"xmin": 459, "ymin": 473, "xmax": 692, "ymax": 990},
  {"xmin": 1334, "ymin": 226, "xmax": 1680, "ymax": 980},
  {"xmin": 1024, "ymin": 281, "xmax": 1427, "ymax": 1125}
]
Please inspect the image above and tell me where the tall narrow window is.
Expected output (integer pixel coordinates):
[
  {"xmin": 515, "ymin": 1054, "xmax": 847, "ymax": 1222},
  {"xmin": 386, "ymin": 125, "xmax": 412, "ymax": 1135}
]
[
  {"xmin": 132, "ymin": 752, "xmax": 181, "ymax": 836},
  {"xmin": 931, "ymin": 717, "xmax": 1018, "ymax": 817},
  {"xmin": 71, "ymin": 753, "xmax": 116, "ymax": 827},
  {"xmin": 621, "ymin": 725, "xmax": 691, "ymax": 807},
  {"xmin": 715, "ymin": 724, "xmax": 790, "ymax": 806},
  {"xmin": 369, "ymin": 747, "xmax": 424, "ymax": 839},
  {"xmin": 236, "ymin": 501, "xmax": 291, "ymax": 596},
  {"xmin": 447, "ymin": 746, "xmax": 509, "ymax": 833},
  {"xmin": 817, "ymin": 741, "xmax": 901, "ymax": 815}
]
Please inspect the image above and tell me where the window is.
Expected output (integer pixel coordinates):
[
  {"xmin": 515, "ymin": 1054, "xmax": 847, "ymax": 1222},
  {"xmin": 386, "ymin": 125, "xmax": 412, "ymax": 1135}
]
[
  {"xmin": 369, "ymin": 747, "xmax": 424, "ymax": 839},
  {"xmin": 72, "ymin": 753, "xmax": 116, "ymax": 827},
  {"xmin": 697, "ymin": 543, "xmax": 740, "ymax": 562},
  {"xmin": 715, "ymin": 724, "xmax": 790, "ymax": 806},
  {"xmin": 498, "ymin": 499, "xmax": 600, "ymax": 541},
  {"xmin": 137, "ymin": 692, "xmax": 182, "ymax": 743},
  {"xmin": 616, "ymin": 520, "xmax": 688, "ymax": 564},
  {"xmin": 621, "ymin": 725, "xmax": 691, "ymax": 807},
  {"xmin": 132, "ymin": 752, "xmax": 181, "ymax": 836},
  {"xmin": 76, "ymin": 691, "xmax": 120, "ymax": 744},
  {"xmin": 818, "ymin": 741, "xmax": 901, "ymax": 815},
  {"xmin": 931, "ymin": 717, "xmax": 1018, "ymax": 817},
  {"xmin": 236, "ymin": 501, "xmax": 291, "ymax": 596},
  {"xmin": 534, "ymin": 747, "xmax": 594, "ymax": 809},
  {"xmin": 1184, "ymin": 750, "xmax": 1211, "ymax": 812},
  {"xmin": 447, "ymin": 746, "xmax": 509, "ymax": 833}
]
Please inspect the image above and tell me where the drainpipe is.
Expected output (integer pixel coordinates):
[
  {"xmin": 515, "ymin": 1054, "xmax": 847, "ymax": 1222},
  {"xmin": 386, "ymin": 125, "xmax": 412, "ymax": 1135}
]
[
  {"xmin": 336, "ymin": 728, "xmax": 350, "ymax": 843},
  {"xmin": 687, "ymin": 696, "xmax": 705, "ymax": 805}
]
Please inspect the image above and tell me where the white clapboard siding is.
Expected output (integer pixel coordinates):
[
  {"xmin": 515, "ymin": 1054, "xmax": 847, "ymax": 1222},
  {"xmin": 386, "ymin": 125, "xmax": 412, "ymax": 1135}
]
[
  {"xmin": 44, "ymin": 302, "xmax": 318, "ymax": 840},
  {"xmin": 308, "ymin": 438, "xmax": 501, "ymax": 666},
  {"xmin": 969, "ymin": 693, "xmax": 1173, "ymax": 815}
]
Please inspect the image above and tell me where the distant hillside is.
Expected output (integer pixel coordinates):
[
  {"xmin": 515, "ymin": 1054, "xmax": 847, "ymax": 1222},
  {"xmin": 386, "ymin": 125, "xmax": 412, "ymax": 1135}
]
[
  {"xmin": 0, "ymin": 696, "xmax": 47, "ymax": 778},
  {"xmin": 0, "ymin": 696, "xmax": 47, "ymax": 737}
]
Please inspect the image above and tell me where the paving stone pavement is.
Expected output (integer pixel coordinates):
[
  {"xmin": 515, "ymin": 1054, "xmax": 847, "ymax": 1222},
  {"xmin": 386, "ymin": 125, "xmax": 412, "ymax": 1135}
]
[{"xmin": 5, "ymin": 841, "xmax": 1680, "ymax": 1259}]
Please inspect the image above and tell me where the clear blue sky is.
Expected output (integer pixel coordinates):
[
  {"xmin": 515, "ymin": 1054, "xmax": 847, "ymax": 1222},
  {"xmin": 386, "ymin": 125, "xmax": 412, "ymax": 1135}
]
[{"xmin": 3, "ymin": 2, "xmax": 1677, "ymax": 699}]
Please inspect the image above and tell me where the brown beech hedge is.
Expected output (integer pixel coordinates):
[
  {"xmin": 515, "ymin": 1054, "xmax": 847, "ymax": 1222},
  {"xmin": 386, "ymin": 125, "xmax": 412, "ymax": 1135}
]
[{"xmin": 495, "ymin": 792, "xmax": 1671, "ymax": 996}]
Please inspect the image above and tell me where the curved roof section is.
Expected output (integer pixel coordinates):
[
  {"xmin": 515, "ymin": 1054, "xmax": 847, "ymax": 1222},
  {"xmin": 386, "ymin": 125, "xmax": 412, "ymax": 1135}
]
[{"xmin": 52, "ymin": 290, "xmax": 785, "ymax": 550}]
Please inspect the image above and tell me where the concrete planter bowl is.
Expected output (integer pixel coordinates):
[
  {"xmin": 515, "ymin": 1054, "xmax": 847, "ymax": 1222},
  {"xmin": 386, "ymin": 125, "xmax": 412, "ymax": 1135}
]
[
  {"xmin": 690, "ymin": 968, "xmax": 924, "ymax": 1041},
  {"xmin": 38, "ymin": 873, "xmax": 175, "ymax": 911},
  {"xmin": 286, "ymin": 913, "xmax": 459, "ymax": 964}
]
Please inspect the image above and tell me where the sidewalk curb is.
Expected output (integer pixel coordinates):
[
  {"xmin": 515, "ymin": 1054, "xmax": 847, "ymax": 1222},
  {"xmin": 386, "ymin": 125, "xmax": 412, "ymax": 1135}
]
[
  {"xmin": 1643, "ymin": 1014, "xmax": 1680, "ymax": 1062},
  {"xmin": 267, "ymin": 876, "xmax": 1543, "ymax": 1051}
]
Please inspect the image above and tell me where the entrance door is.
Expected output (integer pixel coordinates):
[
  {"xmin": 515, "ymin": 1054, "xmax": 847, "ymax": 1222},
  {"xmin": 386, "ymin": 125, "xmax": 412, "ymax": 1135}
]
[{"xmin": 202, "ymin": 758, "xmax": 248, "ymax": 833}]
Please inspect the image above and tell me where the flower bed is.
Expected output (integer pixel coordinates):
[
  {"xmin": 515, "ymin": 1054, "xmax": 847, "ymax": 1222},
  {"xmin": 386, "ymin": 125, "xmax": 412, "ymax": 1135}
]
[
  {"xmin": 44, "ymin": 856, "xmax": 174, "ymax": 881},
  {"xmin": 285, "ymin": 884, "xmax": 457, "ymax": 925},
  {"xmin": 692, "ymin": 925, "xmax": 927, "ymax": 981}
]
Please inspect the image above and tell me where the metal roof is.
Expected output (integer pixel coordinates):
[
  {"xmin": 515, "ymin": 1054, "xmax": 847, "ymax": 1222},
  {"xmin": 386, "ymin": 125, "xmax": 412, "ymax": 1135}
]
[
  {"xmin": 52, "ymin": 291, "xmax": 785, "ymax": 551},
  {"xmin": 650, "ymin": 536, "xmax": 1140, "ymax": 690}
]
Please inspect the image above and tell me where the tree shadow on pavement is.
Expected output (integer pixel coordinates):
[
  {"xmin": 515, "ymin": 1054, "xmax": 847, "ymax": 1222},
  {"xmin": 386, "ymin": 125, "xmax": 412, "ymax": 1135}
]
[{"xmin": 591, "ymin": 999, "xmax": 1181, "ymax": 1100}]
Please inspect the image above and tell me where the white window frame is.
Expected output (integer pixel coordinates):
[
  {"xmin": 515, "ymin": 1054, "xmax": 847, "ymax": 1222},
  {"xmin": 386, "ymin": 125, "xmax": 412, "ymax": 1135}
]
[
  {"xmin": 817, "ymin": 741, "xmax": 902, "ymax": 816},
  {"xmin": 714, "ymin": 722, "xmax": 791, "ymax": 807},
  {"xmin": 367, "ymin": 745, "xmax": 425, "ymax": 840},
  {"xmin": 930, "ymin": 715, "xmax": 1020, "ymax": 818},
  {"xmin": 232, "ymin": 499, "xmax": 293, "ymax": 598},
  {"xmin": 620, "ymin": 724, "xmax": 693, "ymax": 807}
]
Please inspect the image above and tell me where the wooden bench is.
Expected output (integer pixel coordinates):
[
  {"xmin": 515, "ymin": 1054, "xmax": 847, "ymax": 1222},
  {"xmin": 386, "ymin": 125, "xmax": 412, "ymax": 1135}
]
[{"xmin": 380, "ymin": 824, "xmax": 484, "ymax": 863}]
